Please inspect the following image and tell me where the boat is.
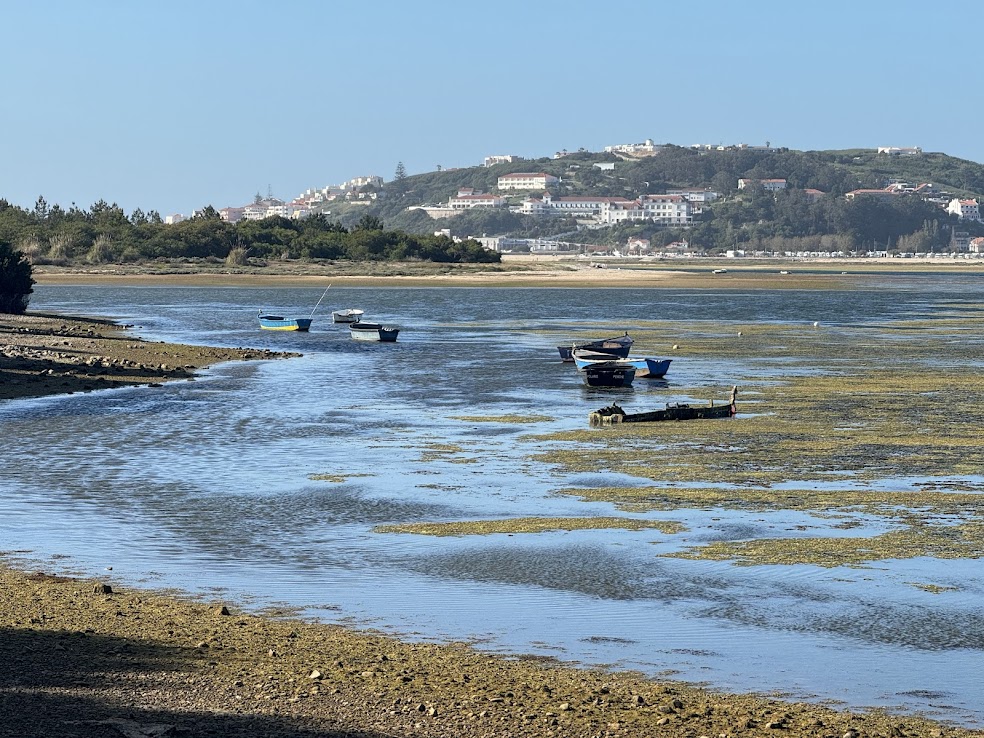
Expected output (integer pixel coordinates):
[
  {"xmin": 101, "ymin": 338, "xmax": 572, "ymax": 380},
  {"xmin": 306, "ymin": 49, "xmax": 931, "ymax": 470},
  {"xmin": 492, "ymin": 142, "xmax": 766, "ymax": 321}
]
[
  {"xmin": 350, "ymin": 322, "xmax": 400, "ymax": 342},
  {"xmin": 557, "ymin": 333, "xmax": 633, "ymax": 362},
  {"xmin": 257, "ymin": 312, "xmax": 313, "ymax": 331},
  {"xmin": 257, "ymin": 284, "xmax": 330, "ymax": 332},
  {"xmin": 581, "ymin": 361, "xmax": 636, "ymax": 388},
  {"xmin": 572, "ymin": 349, "xmax": 671, "ymax": 378},
  {"xmin": 332, "ymin": 308, "xmax": 364, "ymax": 324},
  {"xmin": 589, "ymin": 386, "xmax": 738, "ymax": 425}
]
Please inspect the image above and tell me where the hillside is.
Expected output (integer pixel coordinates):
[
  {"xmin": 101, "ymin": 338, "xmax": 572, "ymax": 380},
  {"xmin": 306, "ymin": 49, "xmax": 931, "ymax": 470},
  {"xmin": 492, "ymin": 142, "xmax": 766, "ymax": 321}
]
[{"xmin": 341, "ymin": 146, "xmax": 984, "ymax": 253}]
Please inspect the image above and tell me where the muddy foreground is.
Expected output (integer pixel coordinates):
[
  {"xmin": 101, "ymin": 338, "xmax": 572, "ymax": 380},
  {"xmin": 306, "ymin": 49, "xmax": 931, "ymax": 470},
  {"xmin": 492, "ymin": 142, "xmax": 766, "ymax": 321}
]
[
  {"xmin": 1, "ymin": 310, "xmax": 981, "ymax": 737},
  {"xmin": 1, "ymin": 566, "xmax": 976, "ymax": 738}
]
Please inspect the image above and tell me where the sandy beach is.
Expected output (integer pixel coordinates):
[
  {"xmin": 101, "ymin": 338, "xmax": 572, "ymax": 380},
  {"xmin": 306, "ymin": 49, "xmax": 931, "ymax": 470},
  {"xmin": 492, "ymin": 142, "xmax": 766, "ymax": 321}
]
[{"xmin": 3, "ymin": 268, "xmax": 983, "ymax": 737}]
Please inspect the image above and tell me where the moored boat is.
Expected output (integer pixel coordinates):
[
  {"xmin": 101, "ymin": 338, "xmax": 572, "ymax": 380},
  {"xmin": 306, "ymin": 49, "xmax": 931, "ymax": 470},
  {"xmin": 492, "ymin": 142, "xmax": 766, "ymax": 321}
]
[
  {"xmin": 332, "ymin": 309, "xmax": 364, "ymax": 323},
  {"xmin": 581, "ymin": 361, "xmax": 636, "ymax": 388},
  {"xmin": 557, "ymin": 333, "xmax": 633, "ymax": 362},
  {"xmin": 257, "ymin": 284, "xmax": 330, "ymax": 332},
  {"xmin": 257, "ymin": 312, "xmax": 313, "ymax": 331},
  {"xmin": 350, "ymin": 322, "xmax": 400, "ymax": 342},
  {"xmin": 572, "ymin": 349, "xmax": 671, "ymax": 378},
  {"xmin": 589, "ymin": 386, "xmax": 738, "ymax": 425}
]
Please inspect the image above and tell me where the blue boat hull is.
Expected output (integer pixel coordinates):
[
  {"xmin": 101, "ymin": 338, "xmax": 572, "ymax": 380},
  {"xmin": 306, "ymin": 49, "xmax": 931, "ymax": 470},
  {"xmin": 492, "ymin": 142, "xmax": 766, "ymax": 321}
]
[
  {"xmin": 258, "ymin": 315, "xmax": 313, "ymax": 331},
  {"xmin": 573, "ymin": 354, "xmax": 671, "ymax": 378}
]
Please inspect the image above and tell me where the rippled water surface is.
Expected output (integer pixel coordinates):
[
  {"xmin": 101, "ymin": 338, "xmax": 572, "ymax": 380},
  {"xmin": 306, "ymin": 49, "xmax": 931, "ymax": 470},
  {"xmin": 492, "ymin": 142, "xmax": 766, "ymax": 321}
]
[{"xmin": 3, "ymin": 279, "xmax": 984, "ymax": 727}]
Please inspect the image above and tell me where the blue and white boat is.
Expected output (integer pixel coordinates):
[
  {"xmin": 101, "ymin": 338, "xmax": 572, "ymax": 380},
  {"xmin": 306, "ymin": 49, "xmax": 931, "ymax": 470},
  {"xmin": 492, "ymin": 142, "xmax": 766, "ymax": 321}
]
[
  {"xmin": 350, "ymin": 322, "xmax": 400, "ymax": 342},
  {"xmin": 257, "ymin": 312, "xmax": 313, "ymax": 331},
  {"xmin": 572, "ymin": 348, "xmax": 671, "ymax": 378},
  {"xmin": 257, "ymin": 284, "xmax": 330, "ymax": 332}
]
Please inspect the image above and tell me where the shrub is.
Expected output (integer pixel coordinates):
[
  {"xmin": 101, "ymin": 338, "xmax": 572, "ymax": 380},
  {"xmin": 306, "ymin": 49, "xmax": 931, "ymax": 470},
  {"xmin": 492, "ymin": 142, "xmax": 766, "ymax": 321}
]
[{"xmin": 0, "ymin": 240, "xmax": 35, "ymax": 314}]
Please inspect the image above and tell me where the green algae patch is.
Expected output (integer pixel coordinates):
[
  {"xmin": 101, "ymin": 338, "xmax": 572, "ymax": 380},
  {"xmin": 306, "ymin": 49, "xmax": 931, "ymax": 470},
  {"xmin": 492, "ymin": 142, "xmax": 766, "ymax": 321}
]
[
  {"xmin": 452, "ymin": 414, "xmax": 552, "ymax": 424},
  {"xmin": 909, "ymin": 582, "xmax": 960, "ymax": 594},
  {"xmin": 309, "ymin": 473, "xmax": 374, "ymax": 483},
  {"xmin": 374, "ymin": 516, "xmax": 685, "ymax": 537},
  {"xmin": 557, "ymin": 485, "xmax": 984, "ymax": 516},
  {"xmin": 528, "ymin": 312, "xmax": 984, "ymax": 565},
  {"xmin": 665, "ymin": 522, "xmax": 984, "ymax": 568}
]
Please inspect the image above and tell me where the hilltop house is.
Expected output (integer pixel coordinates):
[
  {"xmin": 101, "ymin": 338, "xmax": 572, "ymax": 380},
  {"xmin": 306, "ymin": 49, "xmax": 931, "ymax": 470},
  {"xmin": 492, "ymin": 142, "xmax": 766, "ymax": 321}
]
[
  {"xmin": 483, "ymin": 155, "xmax": 522, "ymax": 167},
  {"xmin": 878, "ymin": 146, "xmax": 922, "ymax": 156}
]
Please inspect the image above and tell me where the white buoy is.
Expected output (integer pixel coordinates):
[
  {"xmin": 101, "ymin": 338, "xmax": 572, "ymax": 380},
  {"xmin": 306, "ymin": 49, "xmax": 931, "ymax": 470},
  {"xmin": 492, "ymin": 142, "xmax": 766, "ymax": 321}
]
[
  {"xmin": 813, "ymin": 321, "xmax": 819, "ymax": 328},
  {"xmin": 737, "ymin": 331, "xmax": 742, "ymax": 337}
]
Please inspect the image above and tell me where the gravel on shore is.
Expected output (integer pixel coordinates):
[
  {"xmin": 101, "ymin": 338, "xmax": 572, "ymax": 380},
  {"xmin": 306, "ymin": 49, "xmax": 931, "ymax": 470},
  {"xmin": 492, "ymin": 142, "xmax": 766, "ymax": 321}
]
[{"xmin": 1, "ymin": 566, "xmax": 978, "ymax": 738}]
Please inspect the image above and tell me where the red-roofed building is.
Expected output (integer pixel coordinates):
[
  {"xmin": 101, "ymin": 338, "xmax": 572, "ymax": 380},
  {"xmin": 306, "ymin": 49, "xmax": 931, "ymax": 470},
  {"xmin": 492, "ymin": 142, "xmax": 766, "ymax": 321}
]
[{"xmin": 947, "ymin": 198, "xmax": 981, "ymax": 222}]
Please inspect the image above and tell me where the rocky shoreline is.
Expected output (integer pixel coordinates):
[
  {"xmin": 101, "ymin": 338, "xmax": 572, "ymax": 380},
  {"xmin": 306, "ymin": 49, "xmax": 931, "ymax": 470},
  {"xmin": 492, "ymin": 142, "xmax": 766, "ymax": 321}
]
[
  {"xmin": 2, "ymin": 312, "xmax": 981, "ymax": 737},
  {"xmin": 0, "ymin": 312, "xmax": 296, "ymax": 402}
]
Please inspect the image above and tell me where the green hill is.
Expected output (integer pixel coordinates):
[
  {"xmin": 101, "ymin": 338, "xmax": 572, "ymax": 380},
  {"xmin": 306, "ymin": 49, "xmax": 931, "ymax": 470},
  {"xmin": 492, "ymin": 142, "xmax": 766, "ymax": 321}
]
[{"xmin": 356, "ymin": 146, "xmax": 984, "ymax": 252}]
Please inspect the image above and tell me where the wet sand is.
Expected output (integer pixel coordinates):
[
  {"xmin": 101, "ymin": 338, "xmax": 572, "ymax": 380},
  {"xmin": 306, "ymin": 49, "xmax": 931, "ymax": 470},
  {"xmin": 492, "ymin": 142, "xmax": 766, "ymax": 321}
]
[{"xmin": 3, "ymin": 275, "xmax": 983, "ymax": 736}]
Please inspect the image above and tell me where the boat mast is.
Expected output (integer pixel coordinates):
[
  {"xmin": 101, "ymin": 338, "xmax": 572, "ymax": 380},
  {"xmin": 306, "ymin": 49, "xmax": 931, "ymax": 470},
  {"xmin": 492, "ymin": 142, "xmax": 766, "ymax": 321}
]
[{"xmin": 310, "ymin": 284, "xmax": 331, "ymax": 318}]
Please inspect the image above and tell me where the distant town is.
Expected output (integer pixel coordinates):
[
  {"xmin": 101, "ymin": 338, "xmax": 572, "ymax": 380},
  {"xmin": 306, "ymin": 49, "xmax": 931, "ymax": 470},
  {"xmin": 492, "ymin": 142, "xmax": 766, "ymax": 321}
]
[{"xmin": 163, "ymin": 140, "xmax": 984, "ymax": 260}]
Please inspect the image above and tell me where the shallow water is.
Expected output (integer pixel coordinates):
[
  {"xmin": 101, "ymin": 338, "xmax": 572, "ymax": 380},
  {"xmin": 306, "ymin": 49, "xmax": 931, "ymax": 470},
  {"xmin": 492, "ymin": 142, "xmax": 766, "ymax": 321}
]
[{"xmin": 3, "ymin": 280, "xmax": 984, "ymax": 727}]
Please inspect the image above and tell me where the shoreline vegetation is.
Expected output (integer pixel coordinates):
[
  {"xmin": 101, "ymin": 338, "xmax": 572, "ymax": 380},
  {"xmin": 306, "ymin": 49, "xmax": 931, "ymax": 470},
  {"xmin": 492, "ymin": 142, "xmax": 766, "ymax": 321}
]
[{"xmin": 3, "ymin": 265, "xmax": 982, "ymax": 736}]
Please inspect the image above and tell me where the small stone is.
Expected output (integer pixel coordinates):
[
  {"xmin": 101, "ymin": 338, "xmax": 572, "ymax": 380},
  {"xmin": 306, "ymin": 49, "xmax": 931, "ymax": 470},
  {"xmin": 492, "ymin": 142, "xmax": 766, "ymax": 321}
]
[
  {"xmin": 215, "ymin": 605, "xmax": 230, "ymax": 616},
  {"xmin": 93, "ymin": 583, "xmax": 113, "ymax": 594},
  {"xmin": 308, "ymin": 670, "xmax": 322, "ymax": 680},
  {"xmin": 559, "ymin": 702, "xmax": 571, "ymax": 712}
]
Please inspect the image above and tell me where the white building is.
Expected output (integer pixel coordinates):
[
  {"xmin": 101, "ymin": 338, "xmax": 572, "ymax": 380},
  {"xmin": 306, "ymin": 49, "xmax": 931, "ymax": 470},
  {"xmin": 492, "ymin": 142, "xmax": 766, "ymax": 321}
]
[
  {"xmin": 878, "ymin": 146, "xmax": 922, "ymax": 156},
  {"xmin": 342, "ymin": 175, "xmax": 383, "ymax": 190},
  {"xmin": 738, "ymin": 178, "xmax": 787, "ymax": 192},
  {"xmin": 497, "ymin": 172, "xmax": 560, "ymax": 191},
  {"xmin": 164, "ymin": 214, "xmax": 184, "ymax": 225},
  {"xmin": 598, "ymin": 194, "xmax": 691, "ymax": 226},
  {"xmin": 219, "ymin": 207, "xmax": 244, "ymax": 223},
  {"xmin": 604, "ymin": 139, "xmax": 664, "ymax": 157},
  {"xmin": 520, "ymin": 193, "xmax": 631, "ymax": 217},
  {"xmin": 947, "ymin": 198, "xmax": 981, "ymax": 221},
  {"xmin": 483, "ymin": 155, "xmax": 521, "ymax": 167},
  {"xmin": 448, "ymin": 190, "xmax": 507, "ymax": 210},
  {"xmin": 667, "ymin": 188, "xmax": 720, "ymax": 204}
]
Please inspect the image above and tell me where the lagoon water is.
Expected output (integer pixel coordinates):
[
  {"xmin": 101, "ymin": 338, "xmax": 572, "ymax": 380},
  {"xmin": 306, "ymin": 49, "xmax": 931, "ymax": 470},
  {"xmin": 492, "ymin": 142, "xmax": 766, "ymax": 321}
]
[{"xmin": 3, "ymin": 279, "xmax": 984, "ymax": 727}]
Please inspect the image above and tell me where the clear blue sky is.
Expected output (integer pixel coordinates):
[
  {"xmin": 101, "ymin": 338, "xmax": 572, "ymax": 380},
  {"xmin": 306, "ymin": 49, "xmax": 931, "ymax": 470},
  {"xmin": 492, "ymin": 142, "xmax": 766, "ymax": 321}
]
[{"xmin": 2, "ymin": 0, "xmax": 981, "ymax": 217}]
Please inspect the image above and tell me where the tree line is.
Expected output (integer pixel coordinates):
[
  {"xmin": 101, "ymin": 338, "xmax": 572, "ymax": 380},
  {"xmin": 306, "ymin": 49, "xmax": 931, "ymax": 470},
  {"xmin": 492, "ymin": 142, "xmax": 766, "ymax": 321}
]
[{"xmin": 0, "ymin": 199, "xmax": 500, "ymax": 266}]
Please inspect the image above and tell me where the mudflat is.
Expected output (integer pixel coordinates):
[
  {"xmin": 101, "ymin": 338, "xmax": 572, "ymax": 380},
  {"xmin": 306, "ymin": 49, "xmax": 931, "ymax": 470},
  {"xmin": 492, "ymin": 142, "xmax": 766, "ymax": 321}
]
[{"xmin": 3, "ymin": 269, "xmax": 982, "ymax": 736}]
